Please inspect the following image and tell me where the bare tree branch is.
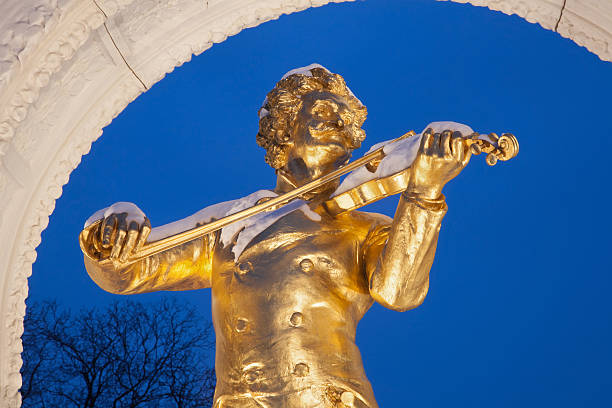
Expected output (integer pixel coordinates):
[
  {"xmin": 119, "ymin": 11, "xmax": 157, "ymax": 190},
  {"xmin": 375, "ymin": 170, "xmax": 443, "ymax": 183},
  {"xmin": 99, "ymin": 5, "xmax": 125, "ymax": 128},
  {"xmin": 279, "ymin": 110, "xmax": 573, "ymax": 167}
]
[{"xmin": 21, "ymin": 299, "xmax": 215, "ymax": 408}]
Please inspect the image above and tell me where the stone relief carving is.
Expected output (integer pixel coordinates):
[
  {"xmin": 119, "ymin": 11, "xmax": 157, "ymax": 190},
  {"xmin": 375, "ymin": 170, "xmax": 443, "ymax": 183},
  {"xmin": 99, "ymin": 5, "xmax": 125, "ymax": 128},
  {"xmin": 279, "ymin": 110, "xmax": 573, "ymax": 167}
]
[
  {"xmin": 94, "ymin": 0, "xmax": 138, "ymax": 17},
  {"xmin": 119, "ymin": 0, "xmax": 189, "ymax": 45},
  {"xmin": 0, "ymin": 0, "xmax": 63, "ymax": 92},
  {"xmin": 0, "ymin": 1, "xmax": 106, "ymax": 165},
  {"xmin": 13, "ymin": 31, "xmax": 112, "ymax": 161},
  {"xmin": 558, "ymin": 0, "xmax": 611, "ymax": 61}
]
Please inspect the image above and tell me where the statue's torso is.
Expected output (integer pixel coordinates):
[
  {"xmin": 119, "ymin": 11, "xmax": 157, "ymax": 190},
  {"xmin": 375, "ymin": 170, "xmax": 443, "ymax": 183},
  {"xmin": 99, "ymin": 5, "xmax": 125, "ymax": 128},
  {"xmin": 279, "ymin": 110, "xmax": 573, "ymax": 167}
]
[{"xmin": 210, "ymin": 209, "xmax": 387, "ymax": 407}]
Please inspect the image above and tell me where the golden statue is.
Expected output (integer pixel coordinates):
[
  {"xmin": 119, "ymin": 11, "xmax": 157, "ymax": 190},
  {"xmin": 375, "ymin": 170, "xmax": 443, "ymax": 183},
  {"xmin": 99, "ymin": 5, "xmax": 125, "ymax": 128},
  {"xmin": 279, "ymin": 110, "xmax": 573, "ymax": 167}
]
[{"xmin": 79, "ymin": 65, "xmax": 518, "ymax": 407}]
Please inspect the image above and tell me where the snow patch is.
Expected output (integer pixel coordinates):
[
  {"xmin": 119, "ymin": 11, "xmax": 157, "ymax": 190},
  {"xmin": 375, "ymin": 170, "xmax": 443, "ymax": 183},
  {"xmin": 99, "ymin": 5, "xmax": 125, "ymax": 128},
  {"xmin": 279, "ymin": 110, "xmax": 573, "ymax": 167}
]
[
  {"xmin": 84, "ymin": 202, "xmax": 146, "ymax": 228},
  {"xmin": 280, "ymin": 63, "xmax": 325, "ymax": 80}
]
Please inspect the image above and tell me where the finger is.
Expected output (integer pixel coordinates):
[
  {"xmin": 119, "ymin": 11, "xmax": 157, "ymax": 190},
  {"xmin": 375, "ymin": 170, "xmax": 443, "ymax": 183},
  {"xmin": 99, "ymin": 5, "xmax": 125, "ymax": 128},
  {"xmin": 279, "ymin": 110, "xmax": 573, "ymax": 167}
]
[
  {"xmin": 456, "ymin": 135, "xmax": 472, "ymax": 167},
  {"xmin": 451, "ymin": 131, "xmax": 463, "ymax": 157},
  {"xmin": 420, "ymin": 129, "xmax": 434, "ymax": 152},
  {"xmin": 430, "ymin": 133, "xmax": 441, "ymax": 156},
  {"xmin": 110, "ymin": 214, "xmax": 128, "ymax": 261},
  {"xmin": 461, "ymin": 140, "xmax": 473, "ymax": 167},
  {"xmin": 441, "ymin": 130, "xmax": 452, "ymax": 157},
  {"xmin": 100, "ymin": 214, "xmax": 117, "ymax": 248},
  {"xmin": 119, "ymin": 221, "xmax": 140, "ymax": 263},
  {"xmin": 92, "ymin": 224, "xmax": 104, "ymax": 253},
  {"xmin": 134, "ymin": 218, "xmax": 151, "ymax": 252}
]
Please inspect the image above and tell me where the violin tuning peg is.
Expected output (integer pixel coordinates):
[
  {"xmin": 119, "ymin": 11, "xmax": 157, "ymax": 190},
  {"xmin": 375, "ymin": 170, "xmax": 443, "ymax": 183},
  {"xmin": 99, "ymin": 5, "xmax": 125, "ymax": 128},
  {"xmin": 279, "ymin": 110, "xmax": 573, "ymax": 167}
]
[{"xmin": 486, "ymin": 153, "xmax": 498, "ymax": 166}]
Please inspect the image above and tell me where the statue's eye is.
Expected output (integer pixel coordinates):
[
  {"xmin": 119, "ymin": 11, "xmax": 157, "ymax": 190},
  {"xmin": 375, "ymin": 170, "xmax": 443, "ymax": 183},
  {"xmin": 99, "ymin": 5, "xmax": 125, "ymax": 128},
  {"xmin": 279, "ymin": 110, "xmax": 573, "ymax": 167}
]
[{"xmin": 313, "ymin": 103, "xmax": 334, "ymax": 119}]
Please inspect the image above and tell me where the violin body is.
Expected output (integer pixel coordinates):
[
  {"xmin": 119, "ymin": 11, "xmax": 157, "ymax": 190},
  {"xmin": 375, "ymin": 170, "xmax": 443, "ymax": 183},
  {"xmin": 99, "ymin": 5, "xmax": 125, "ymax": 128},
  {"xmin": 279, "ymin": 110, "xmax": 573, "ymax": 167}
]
[{"xmin": 324, "ymin": 167, "xmax": 411, "ymax": 215}]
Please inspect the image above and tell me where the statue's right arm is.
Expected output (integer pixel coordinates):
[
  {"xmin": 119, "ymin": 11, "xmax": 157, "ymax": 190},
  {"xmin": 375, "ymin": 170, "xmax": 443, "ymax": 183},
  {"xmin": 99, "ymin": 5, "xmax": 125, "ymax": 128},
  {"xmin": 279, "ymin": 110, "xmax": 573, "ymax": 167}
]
[{"xmin": 82, "ymin": 205, "xmax": 215, "ymax": 295}]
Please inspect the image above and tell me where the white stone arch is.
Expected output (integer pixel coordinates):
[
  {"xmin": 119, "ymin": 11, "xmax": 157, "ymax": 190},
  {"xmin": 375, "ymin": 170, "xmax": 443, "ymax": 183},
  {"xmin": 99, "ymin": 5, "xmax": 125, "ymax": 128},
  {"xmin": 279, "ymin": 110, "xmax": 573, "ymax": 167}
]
[{"xmin": 0, "ymin": 0, "xmax": 609, "ymax": 405}]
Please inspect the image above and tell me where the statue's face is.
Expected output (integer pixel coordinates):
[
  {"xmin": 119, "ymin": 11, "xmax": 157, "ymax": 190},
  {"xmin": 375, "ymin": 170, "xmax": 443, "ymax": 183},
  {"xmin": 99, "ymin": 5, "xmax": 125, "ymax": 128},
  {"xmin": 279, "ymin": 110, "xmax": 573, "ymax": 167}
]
[{"xmin": 284, "ymin": 91, "xmax": 361, "ymax": 185}]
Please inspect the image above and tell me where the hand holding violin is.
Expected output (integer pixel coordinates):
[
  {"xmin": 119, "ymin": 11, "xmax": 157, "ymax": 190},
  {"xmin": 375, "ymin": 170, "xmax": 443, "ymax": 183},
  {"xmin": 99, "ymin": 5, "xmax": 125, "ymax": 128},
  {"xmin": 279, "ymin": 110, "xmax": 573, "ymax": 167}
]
[{"xmin": 406, "ymin": 129, "xmax": 472, "ymax": 200}]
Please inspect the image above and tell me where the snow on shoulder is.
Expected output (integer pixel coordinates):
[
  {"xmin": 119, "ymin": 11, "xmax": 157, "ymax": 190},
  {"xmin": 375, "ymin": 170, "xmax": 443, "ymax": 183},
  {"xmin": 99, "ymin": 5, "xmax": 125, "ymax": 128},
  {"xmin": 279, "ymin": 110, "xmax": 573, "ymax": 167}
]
[{"xmin": 333, "ymin": 121, "xmax": 474, "ymax": 196}]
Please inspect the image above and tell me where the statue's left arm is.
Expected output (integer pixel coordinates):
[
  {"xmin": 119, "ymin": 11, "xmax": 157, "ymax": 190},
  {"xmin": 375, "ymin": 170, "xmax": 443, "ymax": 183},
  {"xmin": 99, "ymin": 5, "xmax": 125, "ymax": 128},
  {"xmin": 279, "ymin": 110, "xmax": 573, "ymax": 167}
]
[
  {"xmin": 363, "ymin": 129, "xmax": 470, "ymax": 311},
  {"xmin": 81, "ymin": 204, "xmax": 215, "ymax": 295}
]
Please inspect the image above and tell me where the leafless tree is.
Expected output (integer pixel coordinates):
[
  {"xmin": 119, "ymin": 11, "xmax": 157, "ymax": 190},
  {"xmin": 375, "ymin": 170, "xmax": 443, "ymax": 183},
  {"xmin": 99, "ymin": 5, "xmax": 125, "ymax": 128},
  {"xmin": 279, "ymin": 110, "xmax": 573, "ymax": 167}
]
[{"xmin": 20, "ymin": 299, "xmax": 215, "ymax": 408}]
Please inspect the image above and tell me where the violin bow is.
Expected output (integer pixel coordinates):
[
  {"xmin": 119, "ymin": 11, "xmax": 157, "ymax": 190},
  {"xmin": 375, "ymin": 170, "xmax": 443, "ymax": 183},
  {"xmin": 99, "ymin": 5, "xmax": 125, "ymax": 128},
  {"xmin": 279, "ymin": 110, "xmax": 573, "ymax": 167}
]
[
  {"xmin": 80, "ymin": 131, "xmax": 518, "ymax": 267},
  {"xmin": 80, "ymin": 134, "xmax": 395, "ymax": 267}
]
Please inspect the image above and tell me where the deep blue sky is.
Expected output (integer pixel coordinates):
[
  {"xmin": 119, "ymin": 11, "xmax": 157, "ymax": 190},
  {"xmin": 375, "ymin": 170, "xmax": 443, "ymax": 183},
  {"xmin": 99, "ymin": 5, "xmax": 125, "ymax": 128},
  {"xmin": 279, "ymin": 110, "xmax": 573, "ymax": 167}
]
[{"xmin": 27, "ymin": 0, "xmax": 612, "ymax": 406}]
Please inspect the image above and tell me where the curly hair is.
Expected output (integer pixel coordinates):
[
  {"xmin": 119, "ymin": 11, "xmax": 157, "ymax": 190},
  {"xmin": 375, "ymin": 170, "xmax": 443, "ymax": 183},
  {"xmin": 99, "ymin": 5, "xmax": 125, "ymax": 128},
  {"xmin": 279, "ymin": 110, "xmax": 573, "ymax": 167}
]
[{"xmin": 256, "ymin": 66, "xmax": 367, "ymax": 169}]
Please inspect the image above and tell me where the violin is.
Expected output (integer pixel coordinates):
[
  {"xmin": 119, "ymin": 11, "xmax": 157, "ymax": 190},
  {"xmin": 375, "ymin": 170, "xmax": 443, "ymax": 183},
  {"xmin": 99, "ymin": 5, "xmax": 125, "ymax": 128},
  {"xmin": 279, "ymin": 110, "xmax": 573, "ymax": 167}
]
[
  {"xmin": 324, "ymin": 131, "xmax": 519, "ymax": 216},
  {"xmin": 80, "ymin": 130, "xmax": 518, "ymax": 267}
]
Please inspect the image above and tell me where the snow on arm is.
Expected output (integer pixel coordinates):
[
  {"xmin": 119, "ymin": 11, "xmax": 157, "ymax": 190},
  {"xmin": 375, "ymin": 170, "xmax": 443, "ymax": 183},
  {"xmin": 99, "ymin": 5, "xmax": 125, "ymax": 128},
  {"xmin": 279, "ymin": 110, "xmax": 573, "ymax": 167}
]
[
  {"xmin": 85, "ymin": 191, "xmax": 320, "ymax": 260},
  {"xmin": 333, "ymin": 121, "xmax": 474, "ymax": 196},
  {"xmin": 147, "ymin": 200, "xmax": 240, "ymax": 242}
]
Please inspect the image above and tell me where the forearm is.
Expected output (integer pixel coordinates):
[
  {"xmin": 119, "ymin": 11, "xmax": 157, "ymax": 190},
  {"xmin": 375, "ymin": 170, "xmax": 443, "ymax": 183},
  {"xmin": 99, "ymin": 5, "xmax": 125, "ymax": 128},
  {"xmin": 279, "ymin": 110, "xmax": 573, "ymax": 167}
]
[
  {"xmin": 367, "ymin": 193, "xmax": 447, "ymax": 311},
  {"xmin": 84, "ymin": 235, "xmax": 214, "ymax": 295}
]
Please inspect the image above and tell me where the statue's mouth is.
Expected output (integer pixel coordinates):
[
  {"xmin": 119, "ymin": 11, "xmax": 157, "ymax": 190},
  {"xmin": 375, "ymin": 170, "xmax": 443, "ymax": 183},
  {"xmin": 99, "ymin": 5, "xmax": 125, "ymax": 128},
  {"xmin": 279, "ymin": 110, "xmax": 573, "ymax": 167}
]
[{"xmin": 309, "ymin": 126, "xmax": 353, "ymax": 147}]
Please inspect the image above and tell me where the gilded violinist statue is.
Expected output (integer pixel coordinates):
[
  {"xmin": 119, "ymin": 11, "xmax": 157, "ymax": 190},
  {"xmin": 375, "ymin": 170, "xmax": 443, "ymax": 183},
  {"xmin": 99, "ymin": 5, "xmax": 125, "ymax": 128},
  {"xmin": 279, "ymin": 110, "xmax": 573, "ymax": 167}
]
[{"xmin": 80, "ymin": 65, "xmax": 516, "ymax": 407}]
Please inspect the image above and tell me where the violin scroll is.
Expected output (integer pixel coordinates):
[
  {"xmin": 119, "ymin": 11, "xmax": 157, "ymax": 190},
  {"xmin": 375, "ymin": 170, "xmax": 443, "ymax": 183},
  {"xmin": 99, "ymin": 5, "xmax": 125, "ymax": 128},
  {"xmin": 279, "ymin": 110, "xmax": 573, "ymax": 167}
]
[{"xmin": 467, "ymin": 133, "xmax": 519, "ymax": 166}]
